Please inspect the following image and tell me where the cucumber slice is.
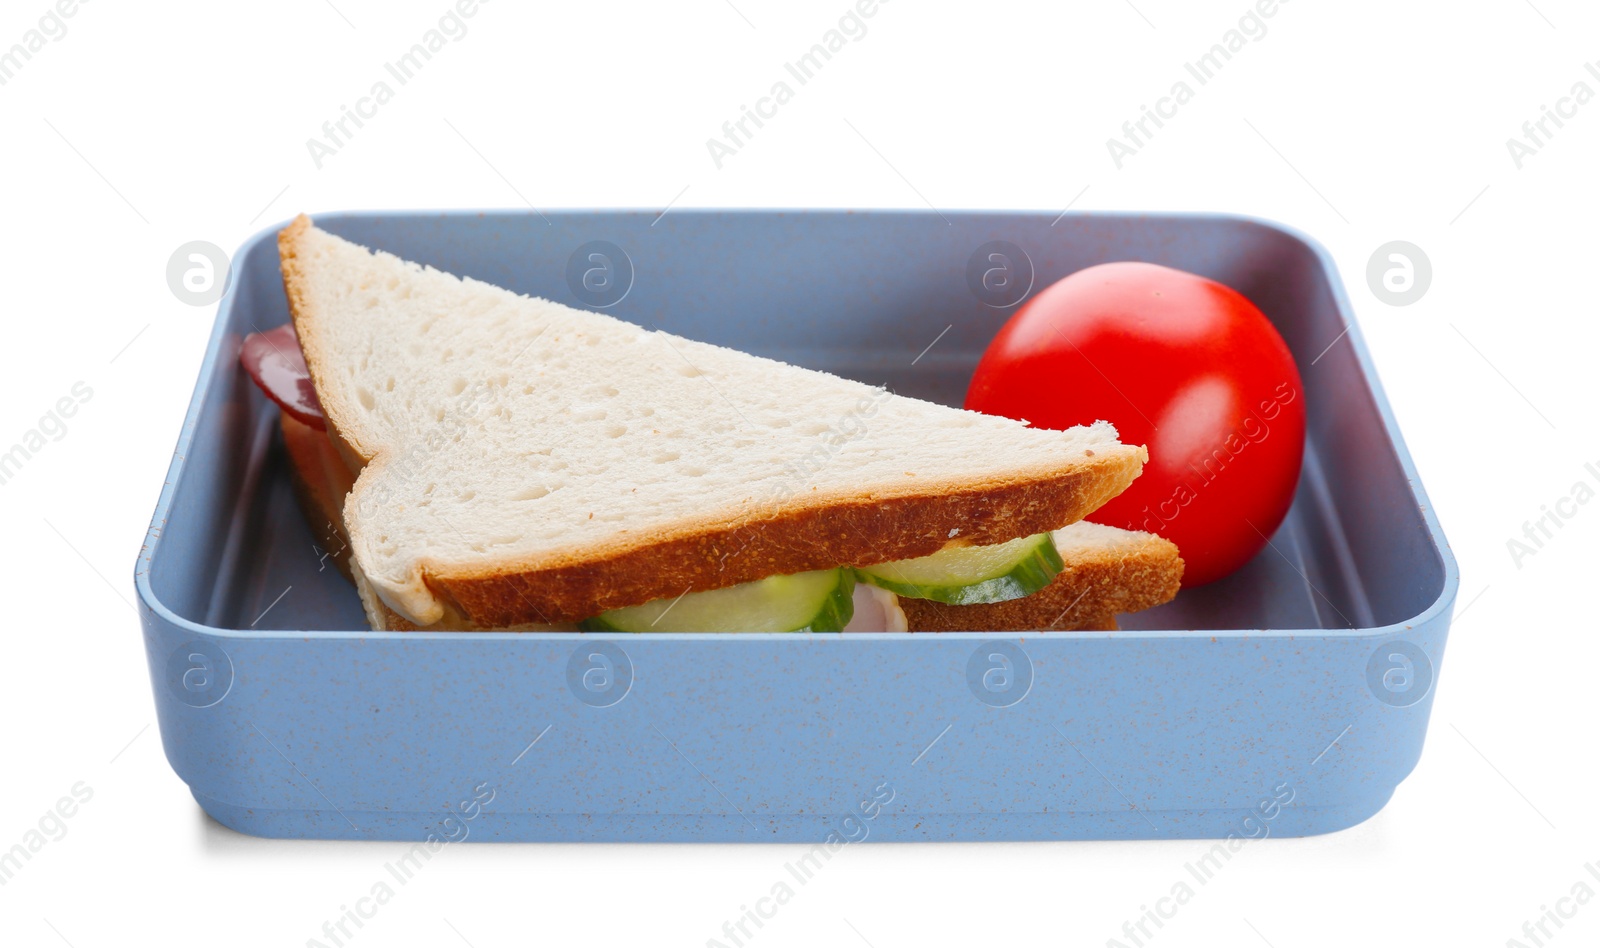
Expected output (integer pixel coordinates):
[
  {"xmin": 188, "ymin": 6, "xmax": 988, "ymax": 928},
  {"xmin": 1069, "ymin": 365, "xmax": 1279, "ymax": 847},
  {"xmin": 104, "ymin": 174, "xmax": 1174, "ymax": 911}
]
[
  {"xmin": 578, "ymin": 568, "xmax": 854, "ymax": 633},
  {"xmin": 854, "ymin": 532, "xmax": 1064, "ymax": 605}
]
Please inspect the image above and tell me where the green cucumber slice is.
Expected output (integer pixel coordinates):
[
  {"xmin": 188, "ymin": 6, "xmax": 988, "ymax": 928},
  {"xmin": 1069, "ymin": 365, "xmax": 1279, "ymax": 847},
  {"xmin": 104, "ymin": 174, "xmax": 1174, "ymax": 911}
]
[
  {"xmin": 854, "ymin": 532, "xmax": 1064, "ymax": 605},
  {"xmin": 578, "ymin": 568, "xmax": 854, "ymax": 633}
]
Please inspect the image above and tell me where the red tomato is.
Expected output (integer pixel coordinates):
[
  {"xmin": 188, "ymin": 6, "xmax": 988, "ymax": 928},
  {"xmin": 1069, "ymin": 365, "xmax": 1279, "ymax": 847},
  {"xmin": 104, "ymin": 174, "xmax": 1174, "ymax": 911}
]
[{"xmin": 966, "ymin": 262, "xmax": 1305, "ymax": 587}]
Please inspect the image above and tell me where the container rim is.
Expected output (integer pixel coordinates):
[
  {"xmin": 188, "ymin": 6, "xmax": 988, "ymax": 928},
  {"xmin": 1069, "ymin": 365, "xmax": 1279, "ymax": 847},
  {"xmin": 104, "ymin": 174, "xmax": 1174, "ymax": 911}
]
[{"xmin": 133, "ymin": 207, "xmax": 1459, "ymax": 644}]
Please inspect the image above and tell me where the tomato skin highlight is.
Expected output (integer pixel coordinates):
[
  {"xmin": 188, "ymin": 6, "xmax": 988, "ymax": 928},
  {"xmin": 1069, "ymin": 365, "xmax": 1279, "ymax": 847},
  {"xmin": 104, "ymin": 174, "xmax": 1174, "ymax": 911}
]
[{"xmin": 965, "ymin": 262, "xmax": 1305, "ymax": 587}]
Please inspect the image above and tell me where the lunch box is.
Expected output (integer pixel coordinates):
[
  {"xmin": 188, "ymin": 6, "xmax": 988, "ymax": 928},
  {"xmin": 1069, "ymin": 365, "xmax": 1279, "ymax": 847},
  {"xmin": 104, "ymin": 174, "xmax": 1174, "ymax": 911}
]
[{"xmin": 135, "ymin": 210, "xmax": 1457, "ymax": 842}]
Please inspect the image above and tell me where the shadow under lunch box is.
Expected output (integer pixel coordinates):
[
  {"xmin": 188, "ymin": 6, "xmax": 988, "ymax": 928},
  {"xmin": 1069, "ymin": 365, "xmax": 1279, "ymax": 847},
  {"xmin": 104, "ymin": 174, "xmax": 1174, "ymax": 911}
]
[{"xmin": 135, "ymin": 209, "xmax": 1457, "ymax": 842}]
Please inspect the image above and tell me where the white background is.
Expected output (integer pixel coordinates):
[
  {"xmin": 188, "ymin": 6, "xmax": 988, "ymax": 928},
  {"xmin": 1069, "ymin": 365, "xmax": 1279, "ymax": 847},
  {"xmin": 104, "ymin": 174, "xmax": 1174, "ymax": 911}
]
[{"xmin": 1, "ymin": 0, "xmax": 1595, "ymax": 945}]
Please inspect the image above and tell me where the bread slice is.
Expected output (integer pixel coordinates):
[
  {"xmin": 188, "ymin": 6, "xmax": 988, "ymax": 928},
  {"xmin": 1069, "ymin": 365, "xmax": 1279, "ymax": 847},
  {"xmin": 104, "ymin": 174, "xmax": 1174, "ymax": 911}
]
[
  {"xmin": 898, "ymin": 521, "xmax": 1182, "ymax": 632},
  {"xmin": 277, "ymin": 216, "xmax": 1147, "ymax": 628}
]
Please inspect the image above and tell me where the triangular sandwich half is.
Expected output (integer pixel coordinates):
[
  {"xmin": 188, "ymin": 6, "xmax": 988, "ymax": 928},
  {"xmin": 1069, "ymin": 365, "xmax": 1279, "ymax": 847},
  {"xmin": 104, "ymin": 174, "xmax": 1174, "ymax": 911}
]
[{"xmin": 277, "ymin": 216, "xmax": 1148, "ymax": 630}]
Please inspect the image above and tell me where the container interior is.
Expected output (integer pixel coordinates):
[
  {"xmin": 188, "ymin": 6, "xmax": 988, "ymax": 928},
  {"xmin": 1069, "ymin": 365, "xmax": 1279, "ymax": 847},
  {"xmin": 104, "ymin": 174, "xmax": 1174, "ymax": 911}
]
[{"xmin": 146, "ymin": 211, "xmax": 1445, "ymax": 634}]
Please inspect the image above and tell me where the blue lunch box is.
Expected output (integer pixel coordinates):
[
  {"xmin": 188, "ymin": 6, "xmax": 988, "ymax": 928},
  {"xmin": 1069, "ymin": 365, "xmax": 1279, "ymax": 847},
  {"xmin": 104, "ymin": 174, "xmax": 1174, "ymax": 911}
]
[{"xmin": 135, "ymin": 209, "xmax": 1457, "ymax": 842}]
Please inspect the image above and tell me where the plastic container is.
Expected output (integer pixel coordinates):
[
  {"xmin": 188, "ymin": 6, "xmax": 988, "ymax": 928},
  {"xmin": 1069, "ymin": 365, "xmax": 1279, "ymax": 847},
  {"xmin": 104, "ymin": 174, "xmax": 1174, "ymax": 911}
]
[{"xmin": 135, "ymin": 210, "xmax": 1456, "ymax": 841}]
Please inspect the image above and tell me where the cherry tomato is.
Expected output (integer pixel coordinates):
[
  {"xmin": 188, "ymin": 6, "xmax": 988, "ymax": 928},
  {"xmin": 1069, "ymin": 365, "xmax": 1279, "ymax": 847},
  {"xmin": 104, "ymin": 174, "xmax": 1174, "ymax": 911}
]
[{"xmin": 966, "ymin": 262, "xmax": 1305, "ymax": 587}]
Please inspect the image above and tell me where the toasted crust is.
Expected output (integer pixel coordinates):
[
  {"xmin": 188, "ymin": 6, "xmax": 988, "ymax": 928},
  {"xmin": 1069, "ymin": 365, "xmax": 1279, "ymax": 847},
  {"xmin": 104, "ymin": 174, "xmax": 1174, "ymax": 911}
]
[
  {"xmin": 1075, "ymin": 611, "xmax": 1121, "ymax": 632},
  {"xmin": 427, "ymin": 451, "xmax": 1144, "ymax": 626},
  {"xmin": 277, "ymin": 214, "xmax": 1147, "ymax": 628},
  {"xmin": 898, "ymin": 531, "xmax": 1183, "ymax": 632}
]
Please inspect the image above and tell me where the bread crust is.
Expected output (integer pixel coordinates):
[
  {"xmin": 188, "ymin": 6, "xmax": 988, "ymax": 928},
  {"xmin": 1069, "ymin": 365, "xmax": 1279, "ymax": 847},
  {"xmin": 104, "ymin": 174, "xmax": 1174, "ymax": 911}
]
[
  {"xmin": 278, "ymin": 214, "xmax": 1148, "ymax": 628},
  {"xmin": 898, "ymin": 531, "xmax": 1183, "ymax": 632},
  {"xmin": 278, "ymin": 215, "xmax": 374, "ymax": 473},
  {"xmin": 429, "ymin": 450, "xmax": 1144, "ymax": 625}
]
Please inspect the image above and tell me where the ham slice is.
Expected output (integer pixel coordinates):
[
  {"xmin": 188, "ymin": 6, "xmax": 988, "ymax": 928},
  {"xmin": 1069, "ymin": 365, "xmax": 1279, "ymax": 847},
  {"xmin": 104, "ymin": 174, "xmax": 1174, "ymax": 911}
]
[{"xmin": 240, "ymin": 324, "xmax": 325, "ymax": 429}]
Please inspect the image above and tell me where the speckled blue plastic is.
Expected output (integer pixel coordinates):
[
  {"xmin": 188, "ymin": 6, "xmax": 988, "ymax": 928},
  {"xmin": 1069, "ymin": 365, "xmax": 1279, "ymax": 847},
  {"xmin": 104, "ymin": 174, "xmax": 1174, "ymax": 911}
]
[{"xmin": 135, "ymin": 210, "xmax": 1456, "ymax": 842}]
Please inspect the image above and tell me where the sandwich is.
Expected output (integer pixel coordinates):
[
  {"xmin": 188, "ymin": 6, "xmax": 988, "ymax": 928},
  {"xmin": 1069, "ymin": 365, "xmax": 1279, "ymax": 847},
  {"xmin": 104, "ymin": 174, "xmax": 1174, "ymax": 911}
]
[{"xmin": 243, "ymin": 216, "xmax": 1182, "ymax": 633}]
